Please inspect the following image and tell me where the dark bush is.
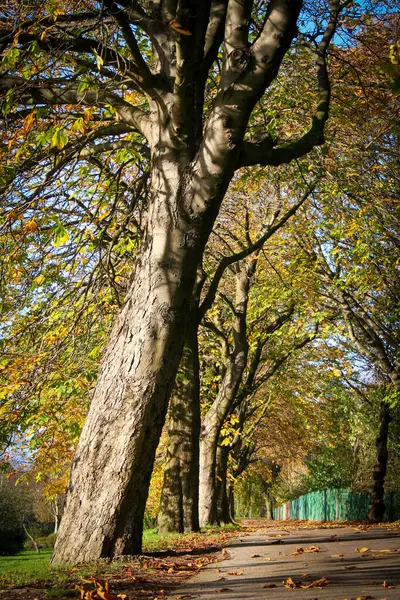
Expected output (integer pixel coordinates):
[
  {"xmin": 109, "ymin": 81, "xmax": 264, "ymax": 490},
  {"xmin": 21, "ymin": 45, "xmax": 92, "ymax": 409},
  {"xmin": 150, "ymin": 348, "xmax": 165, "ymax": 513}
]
[{"xmin": 0, "ymin": 488, "xmax": 27, "ymax": 555}]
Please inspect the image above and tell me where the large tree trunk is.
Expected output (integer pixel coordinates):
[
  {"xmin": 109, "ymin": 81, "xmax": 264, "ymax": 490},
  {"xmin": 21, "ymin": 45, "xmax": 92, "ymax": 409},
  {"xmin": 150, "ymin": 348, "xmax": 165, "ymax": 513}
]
[
  {"xmin": 368, "ymin": 401, "xmax": 392, "ymax": 523},
  {"xmin": 216, "ymin": 445, "xmax": 232, "ymax": 524},
  {"xmin": 53, "ymin": 163, "xmax": 206, "ymax": 563},
  {"xmin": 157, "ymin": 322, "xmax": 201, "ymax": 533}
]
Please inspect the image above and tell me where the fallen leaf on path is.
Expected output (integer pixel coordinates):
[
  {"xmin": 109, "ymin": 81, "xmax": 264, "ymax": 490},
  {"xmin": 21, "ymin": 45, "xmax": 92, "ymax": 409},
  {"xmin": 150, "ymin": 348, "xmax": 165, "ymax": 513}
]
[
  {"xmin": 283, "ymin": 576, "xmax": 297, "ymax": 589},
  {"xmin": 217, "ymin": 577, "xmax": 227, "ymax": 581},
  {"xmin": 328, "ymin": 534, "xmax": 338, "ymax": 541},
  {"xmin": 217, "ymin": 588, "xmax": 234, "ymax": 593},
  {"xmin": 264, "ymin": 557, "xmax": 272, "ymax": 561},
  {"xmin": 251, "ymin": 554, "xmax": 261, "ymax": 557},
  {"xmin": 75, "ymin": 578, "xmax": 127, "ymax": 600},
  {"xmin": 331, "ymin": 553, "xmax": 344, "ymax": 558},
  {"xmin": 299, "ymin": 576, "xmax": 330, "ymax": 589},
  {"xmin": 304, "ymin": 545, "xmax": 320, "ymax": 553},
  {"xmin": 355, "ymin": 547, "xmax": 370, "ymax": 553},
  {"xmin": 382, "ymin": 581, "xmax": 395, "ymax": 589},
  {"xmin": 355, "ymin": 596, "xmax": 374, "ymax": 599},
  {"xmin": 227, "ymin": 570, "xmax": 243, "ymax": 575},
  {"xmin": 300, "ymin": 573, "xmax": 311, "ymax": 578}
]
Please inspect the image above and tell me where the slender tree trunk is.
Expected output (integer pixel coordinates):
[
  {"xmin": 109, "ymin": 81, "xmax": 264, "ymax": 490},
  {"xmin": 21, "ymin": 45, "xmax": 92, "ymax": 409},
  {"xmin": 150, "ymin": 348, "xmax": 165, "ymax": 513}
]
[
  {"xmin": 199, "ymin": 270, "xmax": 250, "ymax": 526},
  {"xmin": 368, "ymin": 401, "xmax": 392, "ymax": 523},
  {"xmin": 216, "ymin": 445, "xmax": 232, "ymax": 524},
  {"xmin": 157, "ymin": 322, "xmax": 200, "ymax": 533},
  {"xmin": 199, "ymin": 426, "xmax": 219, "ymax": 526},
  {"xmin": 53, "ymin": 500, "xmax": 60, "ymax": 534},
  {"xmin": 265, "ymin": 494, "xmax": 274, "ymax": 519},
  {"xmin": 227, "ymin": 482, "xmax": 235, "ymax": 521},
  {"xmin": 53, "ymin": 165, "xmax": 206, "ymax": 563}
]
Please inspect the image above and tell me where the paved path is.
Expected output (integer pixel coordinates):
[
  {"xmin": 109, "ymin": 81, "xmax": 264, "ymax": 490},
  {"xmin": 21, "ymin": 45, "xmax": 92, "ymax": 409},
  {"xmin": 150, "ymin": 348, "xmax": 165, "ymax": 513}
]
[{"xmin": 173, "ymin": 525, "xmax": 400, "ymax": 600}]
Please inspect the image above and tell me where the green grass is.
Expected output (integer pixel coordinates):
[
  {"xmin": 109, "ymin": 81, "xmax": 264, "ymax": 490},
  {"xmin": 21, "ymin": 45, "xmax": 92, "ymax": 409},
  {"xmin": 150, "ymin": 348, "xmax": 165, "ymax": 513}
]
[
  {"xmin": 142, "ymin": 527, "xmax": 193, "ymax": 551},
  {"xmin": 0, "ymin": 549, "xmax": 67, "ymax": 587}
]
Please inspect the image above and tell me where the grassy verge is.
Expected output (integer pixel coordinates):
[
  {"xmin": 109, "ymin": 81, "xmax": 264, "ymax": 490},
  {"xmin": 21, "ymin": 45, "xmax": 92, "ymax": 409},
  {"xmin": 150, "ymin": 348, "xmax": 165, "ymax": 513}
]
[
  {"xmin": 0, "ymin": 523, "xmax": 240, "ymax": 589},
  {"xmin": 0, "ymin": 549, "xmax": 65, "ymax": 588}
]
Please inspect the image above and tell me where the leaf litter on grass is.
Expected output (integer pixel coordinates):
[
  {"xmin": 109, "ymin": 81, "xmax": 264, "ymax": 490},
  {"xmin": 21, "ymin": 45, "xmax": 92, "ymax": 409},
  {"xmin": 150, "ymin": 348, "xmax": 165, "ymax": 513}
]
[{"xmin": 0, "ymin": 534, "xmax": 231, "ymax": 600}]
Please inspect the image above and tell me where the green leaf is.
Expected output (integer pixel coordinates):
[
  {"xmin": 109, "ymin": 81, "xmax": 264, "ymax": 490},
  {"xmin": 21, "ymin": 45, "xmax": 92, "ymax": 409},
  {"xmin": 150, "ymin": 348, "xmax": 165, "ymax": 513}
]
[
  {"xmin": 51, "ymin": 128, "xmax": 69, "ymax": 150},
  {"xmin": 53, "ymin": 221, "xmax": 70, "ymax": 247}
]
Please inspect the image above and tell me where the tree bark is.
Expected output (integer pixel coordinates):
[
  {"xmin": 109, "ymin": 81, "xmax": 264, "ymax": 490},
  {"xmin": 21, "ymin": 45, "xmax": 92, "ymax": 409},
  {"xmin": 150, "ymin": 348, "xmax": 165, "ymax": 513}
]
[
  {"xmin": 216, "ymin": 445, "xmax": 232, "ymax": 524},
  {"xmin": 368, "ymin": 401, "xmax": 392, "ymax": 523},
  {"xmin": 53, "ymin": 158, "xmax": 207, "ymax": 563},
  {"xmin": 227, "ymin": 481, "xmax": 235, "ymax": 522},
  {"xmin": 157, "ymin": 322, "xmax": 201, "ymax": 533},
  {"xmin": 265, "ymin": 494, "xmax": 274, "ymax": 520}
]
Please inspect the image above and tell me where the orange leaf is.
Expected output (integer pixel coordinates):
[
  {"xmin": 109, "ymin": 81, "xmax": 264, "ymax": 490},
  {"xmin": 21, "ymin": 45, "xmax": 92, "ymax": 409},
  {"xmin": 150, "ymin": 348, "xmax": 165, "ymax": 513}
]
[
  {"xmin": 299, "ymin": 576, "xmax": 330, "ymax": 589},
  {"xmin": 169, "ymin": 18, "xmax": 192, "ymax": 35},
  {"xmin": 23, "ymin": 111, "xmax": 35, "ymax": 134},
  {"xmin": 23, "ymin": 218, "xmax": 39, "ymax": 234}
]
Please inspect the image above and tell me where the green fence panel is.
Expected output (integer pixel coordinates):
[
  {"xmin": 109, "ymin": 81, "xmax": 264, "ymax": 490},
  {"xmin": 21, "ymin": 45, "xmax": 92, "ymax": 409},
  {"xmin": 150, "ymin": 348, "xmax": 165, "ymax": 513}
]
[{"xmin": 273, "ymin": 488, "xmax": 400, "ymax": 522}]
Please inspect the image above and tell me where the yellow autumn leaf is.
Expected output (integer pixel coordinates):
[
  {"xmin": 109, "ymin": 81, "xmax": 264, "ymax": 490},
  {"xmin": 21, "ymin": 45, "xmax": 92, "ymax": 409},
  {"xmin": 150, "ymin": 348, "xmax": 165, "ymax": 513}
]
[
  {"xmin": 72, "ymin": 117, "xmax": 88, "ymax": 135},
  {"xmin": 283, "ymin": 576, "xmax": 297, "ymax": 589}
]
